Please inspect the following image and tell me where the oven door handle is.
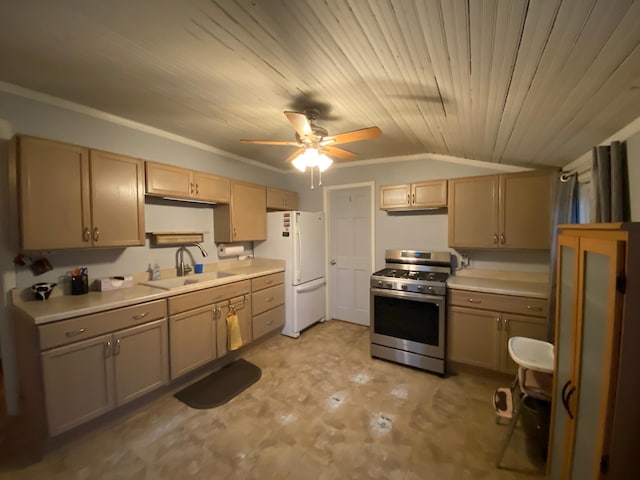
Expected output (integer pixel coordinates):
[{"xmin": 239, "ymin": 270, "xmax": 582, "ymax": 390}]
[{"xmin": 370, "ymin": 287, "xmax": 444, "ymax": 302}]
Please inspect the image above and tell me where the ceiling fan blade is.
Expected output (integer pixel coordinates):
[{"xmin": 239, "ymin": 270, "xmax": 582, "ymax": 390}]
[
  {"xmin": 320, "ymin": 145, "xmax": 358, "ymax": 161},
  {"xmin": 286, "ymin": 148, "xmax": 305, "ymax": 163},
  {"xmin": 240, "ymin": 139, "xmax": 301, "ymax": 146},
  {"xmin": 322, "ymin": 126, "xmax": 381, "ymax": 145},
  {"xmin": 284, "ymin": 111, "xmax": 315, "ymax": 141}
]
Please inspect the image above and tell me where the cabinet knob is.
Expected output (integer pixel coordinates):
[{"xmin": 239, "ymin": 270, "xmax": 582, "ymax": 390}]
[
  {"xmin": 83, "ymin": 227, "xmax": 91, "ymax": 242},
  {"xmin": 114, "ymin": 338, "xmax": 121, "ymax": 355},
  {"xmin": 503, "ymin": 318, "xmax": 509, "ymax": 332},
  {"xmin": 104, "ymin": 341, "xmax": 112, "ymax": 358},
  {"xmin": 493, "ymin": 233, "xmax": 498, "ymax": 244},
  {"xmin": 500, "ymin": 233, "xmax": 505, "ymax": 244},
  {"xmin": 93, "ymin": 227, "xmax": 100, "ymax": 242},
  {"xmin": 496, "ymin": 317, "xmax": 502, "ymax": 330}
]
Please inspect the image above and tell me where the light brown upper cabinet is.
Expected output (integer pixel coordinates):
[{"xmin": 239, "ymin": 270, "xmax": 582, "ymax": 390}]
[
  {"xmin": 145, "ymin": 161, "xmax": 230, "ymax": 203},
  {"xmin": 448, "ymin": 171, "xmax": 553, "ymax": 249},
  {"xmin": 266, "ymin": 187, "xmax": 299, "ymax": 211},
  {"xmin": 12, "ymin": 136, "xmax": 145, "ymax": 250},
  {"xmin": 214, "ymin": 180, "xmax": 266, "ymax": 242},
  {"xmin": 380, "ymin": 180, "xmax": 447, "ymax": 211}
]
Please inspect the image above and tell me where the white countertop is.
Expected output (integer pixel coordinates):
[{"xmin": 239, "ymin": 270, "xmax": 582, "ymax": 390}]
[
  {"xmin": 447, "ymin": 270, "xmax": 549, "ymax": 299},
  {"xmin": 13, "ymin": 259, "xmax": 285, "ymax": 325}
]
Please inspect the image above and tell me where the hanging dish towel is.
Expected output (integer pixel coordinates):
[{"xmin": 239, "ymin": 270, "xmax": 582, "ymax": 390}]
[{"xmin": 226, "ymin": 310, "xmax": 243, "ymax": 351}]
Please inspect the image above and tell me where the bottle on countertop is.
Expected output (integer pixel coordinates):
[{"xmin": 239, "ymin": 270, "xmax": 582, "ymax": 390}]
[{"xmin": 152, "ymin": 261, "xmax": 161, "ymax": 281}]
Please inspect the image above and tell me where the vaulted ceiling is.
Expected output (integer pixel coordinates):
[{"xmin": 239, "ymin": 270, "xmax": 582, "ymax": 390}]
[{"xmin": 1, "ymin": 0, "xmax": 639, "ymax": 170}]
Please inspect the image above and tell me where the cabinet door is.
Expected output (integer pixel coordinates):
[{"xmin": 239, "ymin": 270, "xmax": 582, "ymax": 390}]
[
  {"xmin": 41, "ymin": 333, "xmax": 114, "ymax": 436},
  {"xmin": 380, "ymin": 184, "xmax": 410, "ymax": 210},
  {"xmin": 18, "ymin": 136, "xmax": 91, "ymax": 250},
  {"xmin": 169, "ymin": 305, "xmax": 216, "ymax": 379},
  {"xmin": 448, "ymin": 176, "xmax": 499, "ymax": 248},
  {"xmin": 216, "ymin": 296, "xmax": 252, "ymax": 357},
  {"xmin": 412, "ymin": 180, "xmax": 447, "ymax": 208},
  {"xmin": 193, "ymin": 171, "xmax": 230, "ymax": 203},
  {"xmin": 284, "ymin": 190, "xmax": 299, "ymax": 210},
  {"xmin": 500, "ymin": 313, "xmax": 547, "ymax": 374},
  {"xmin": 145, "ymin": 161, "xmax": 193, "ymax": 198},
  {"xmin": 568, "ymin": 237, "xmax": 624, "ymax": 479},
  {"xmin": 500, "ymin": 172, "xmax": 552, "ymax": 249},
  {"xmin": 549, "ymin": 235, "xmax": 580, "ymax": 479},
  {"xmin": 266, "ymin": 188, "xmax": 286, "ymax": 210},
  {"xmin": 446, "ymin": 306, "xmax": 501, "ymax": 370},
  {"xmin": 113, "ymin": 319, "xmax": 169, "ymax": 406},
  {"xmin": 90, "ymin": 150, "xmax": 145, "ymax": 247},
  {"xmin": 217, "ymin": 181, "xmax": 266, "ymax": 242}
]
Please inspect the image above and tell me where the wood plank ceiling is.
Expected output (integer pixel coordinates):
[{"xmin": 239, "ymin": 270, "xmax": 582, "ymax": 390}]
[{"xmin": 0, "ymin": 0, "xmax": 639, "ymax": 170}]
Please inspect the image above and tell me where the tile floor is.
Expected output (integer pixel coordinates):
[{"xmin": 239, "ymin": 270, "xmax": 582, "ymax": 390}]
[{"xmin": 2, "ymin": 320, "xmax": 545, "ymax": 479}]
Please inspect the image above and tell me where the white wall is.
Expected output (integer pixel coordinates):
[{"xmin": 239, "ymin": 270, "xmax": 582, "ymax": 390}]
[{"xmin": 626, "ymin": 131, "xmax": 640, "ymax": 220}]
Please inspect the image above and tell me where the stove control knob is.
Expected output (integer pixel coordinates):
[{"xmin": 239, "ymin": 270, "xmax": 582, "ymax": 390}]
[
  {"xmin": 376, "ymin": 280, "xmax": 383, "ymax": 287},
  {"xmin": 417, "ymin": 285, "xmax": 424, "ymax": 292},
  {"xmin": 384, "ymin": 282, "xmax": 393, "ymax": 289},
  {"xmin": 401, "ymin": 284, "xmax": 408, "ymax": 291},
  {"xmin": 427, "ymin": 286, "xmax": 434, "ymax": 292}
]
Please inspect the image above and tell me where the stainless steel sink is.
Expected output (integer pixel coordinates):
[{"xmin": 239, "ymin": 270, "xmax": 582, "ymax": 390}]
[{"xmin": 140, "ymin": 271, "xmax": 239, "ymax": 290}]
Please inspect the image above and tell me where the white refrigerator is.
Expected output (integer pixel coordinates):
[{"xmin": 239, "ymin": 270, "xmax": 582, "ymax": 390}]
[{"xmin": 254, "ymin": 211, "xmax": 326, "ymax": 338}]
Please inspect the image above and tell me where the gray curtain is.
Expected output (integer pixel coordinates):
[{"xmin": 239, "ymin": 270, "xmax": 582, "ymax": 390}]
[
  {"xmin": 592, "ymin": 141, "xmax": 630, "ymax": 222},
  {"xmin": 546, "ymin": 173, "xmax": 577, "ymax": 342}
]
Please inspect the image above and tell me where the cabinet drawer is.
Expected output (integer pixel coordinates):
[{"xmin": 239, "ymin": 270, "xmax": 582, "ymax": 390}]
[
  {"xmin": 252, "ymin": 284, "xmax": 285, "ymax": 316},
  {"xmin": 251, "ymin": 272, "xmax": 284, "ymax": 291},
  {"xmin": 448, "ymin": 290, "xmax": 547, "ymax": 317},
  {"xmin": 168, "ymin": 280, "xmax": 250, "ymax": 315},
  {"xmin": 39, "ymin": 300, "xmax": 167, "ymax": 350},
  {"xmin": 253, "ymin": 305, "xmax": 285, "ymax": 340}
]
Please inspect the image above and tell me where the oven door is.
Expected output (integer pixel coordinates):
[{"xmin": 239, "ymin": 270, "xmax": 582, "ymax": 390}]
[{"xmin": 370, "ymin": 287, "xmax": 445, "ymax": 359}]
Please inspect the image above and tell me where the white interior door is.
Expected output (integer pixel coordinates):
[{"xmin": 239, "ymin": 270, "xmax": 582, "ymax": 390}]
[{"xmin": 326, "ymin": 184, "xmax": 373, "ymax": 325}]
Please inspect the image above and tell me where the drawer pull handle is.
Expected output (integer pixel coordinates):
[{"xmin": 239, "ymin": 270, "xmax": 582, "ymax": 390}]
[
  {"xmin": 114, "ymin": 338, "xmax": 121, "ymax": 355},
  {"xmin": 265, "ymin": 279, "xmax": 273, "ymax": 284},
  {"xmin": 526, "ymin": 305, "xmax": 543, "ymax": 311},
  {"xmin": 266, "ymin": 297, "xmax": 274, "ymax": 302},
  {"xmin": 104, "ymin": 340, "xmax": 112, "ymax": 358},
  {"xmin": 65, "ymin": 328, "xmax": 86, "ymax": 337},
  {"xmin": 132, "ymin": 312, "xmax": 150, "ymax": 320},
  {"xmin": 93, "ymin": 227, "xmax": 100, "ymax": 242},
  {"xmin": 467, "ymin": 298, "xmax": 481, "ymax": 304},
  {"xmin": 266, "ymin": 319, "xmax": 274, "ymax": 325},
  {"xmin": 496, "ymin": 317, "xmax": 501, "ymax": 330}
]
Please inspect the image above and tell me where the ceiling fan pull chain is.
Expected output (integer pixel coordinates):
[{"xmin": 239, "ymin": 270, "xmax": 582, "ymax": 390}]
[
  {"xmin": 310, "ymin": 167, "xmax": 315, "ymax": 189},
  {"xmin": 318, "ymin": 167, "xmax": 323, "ymax": 186}
]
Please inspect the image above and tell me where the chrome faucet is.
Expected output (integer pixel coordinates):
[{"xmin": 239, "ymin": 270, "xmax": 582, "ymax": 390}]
[{"xmin": 177, "ymin": 243, "xmax": 209, "ymax": 276}]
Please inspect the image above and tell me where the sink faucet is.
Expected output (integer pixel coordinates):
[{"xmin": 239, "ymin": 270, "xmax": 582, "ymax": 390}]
[{"xmin": 177, "ymin": 243, "xmax": 209, "ymax": 276}]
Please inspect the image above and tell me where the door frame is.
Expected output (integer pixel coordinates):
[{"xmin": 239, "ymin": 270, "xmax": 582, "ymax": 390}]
[{"xmin": 323, "ymin": 181, "xmax": 376, "ymax": 322}]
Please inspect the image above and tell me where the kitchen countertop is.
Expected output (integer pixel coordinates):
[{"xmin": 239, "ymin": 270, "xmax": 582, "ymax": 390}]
[
  {"xmin": 13, "ymin": 258, "xmax": 285, "ymax": 325},
  {"xmin": 447, "ymin": 269, "xmax": 549, "ymax": 299}
]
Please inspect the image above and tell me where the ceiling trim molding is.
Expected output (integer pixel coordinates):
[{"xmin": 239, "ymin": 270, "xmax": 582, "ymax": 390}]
[
  {"xmin": 325, "ymin": 152, "xmax": 530, "ymax": 173},
  {"xmin": 0, "ymin": 81, "xmax": 285, "ymax": 173}
]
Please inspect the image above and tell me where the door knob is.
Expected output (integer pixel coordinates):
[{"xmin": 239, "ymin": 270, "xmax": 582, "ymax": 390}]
[{"xmin": 330, "ymin": 260, "xmax": 337, "ymax": 265}]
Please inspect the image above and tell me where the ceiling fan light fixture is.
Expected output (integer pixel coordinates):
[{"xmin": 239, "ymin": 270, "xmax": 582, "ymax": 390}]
[
  {"xmin": 292, "ymin": 154, "xmax": 308, "ymax": 172},
  {"xmin": 317, "ymin": 153, "xmax": 333, "ymax": 172}
]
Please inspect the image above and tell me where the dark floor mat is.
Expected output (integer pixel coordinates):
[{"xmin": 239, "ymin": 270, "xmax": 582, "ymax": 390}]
[{"xmin": 174, "ymin": 359, "xmax": 261, "ymax": 409}]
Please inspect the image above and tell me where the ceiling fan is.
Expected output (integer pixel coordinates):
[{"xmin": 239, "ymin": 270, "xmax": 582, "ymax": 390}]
[{"xmin": 240, "ymin": 108, "xmax": 382, "ymax": 167}]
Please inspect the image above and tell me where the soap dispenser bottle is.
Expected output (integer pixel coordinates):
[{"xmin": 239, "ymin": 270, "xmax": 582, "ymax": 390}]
[{"xmin": 152, "ymin": 261, "xmax": 161, "ymax": 281}]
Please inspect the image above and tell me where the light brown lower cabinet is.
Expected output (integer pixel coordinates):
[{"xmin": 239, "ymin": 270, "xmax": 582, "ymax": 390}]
[
  {"xmin": 251, "ymin": 273, "xmax": 285, "ymax": 340},
  {"xmin": 41, "ymin": 318, "xmax": 168, "ymax": 436},
  {"xmin": 168, "ymin": 280, "xmax": 251, "ymax": 379},
  {"xmin": 447, "ymin": 289, "xmax": 547, "ymax": 374}
]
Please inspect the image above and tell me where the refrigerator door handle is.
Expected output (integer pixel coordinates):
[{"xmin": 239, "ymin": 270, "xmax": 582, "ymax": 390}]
[
  {"xmin": 296, "ymin": 278, "xmax": 326, "ymax": 293},
  {"xmin": 295, "ymin": 227, "xmax": 302, "ymax": 283}
]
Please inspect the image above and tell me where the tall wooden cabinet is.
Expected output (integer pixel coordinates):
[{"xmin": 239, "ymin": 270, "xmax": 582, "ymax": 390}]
[
  {"xmin": 11, "ymin": 136, "xmax": 145, "ymax": 250},
  {"xmin": 214, "ymin": 180, "xmax": 266, "ymax": 242},
  {"xmin": 448, "ymin": 171, "xmax": 553, "ymax": 249},
  {"xmin": 549, "ymin": 224, "xmax": 640, "ymax": 479}
]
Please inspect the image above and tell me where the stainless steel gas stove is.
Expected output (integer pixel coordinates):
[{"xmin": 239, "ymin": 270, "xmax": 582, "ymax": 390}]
[{"xmin": 370, "ymin": 249, "xmax": 451, "ymax": 374}]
